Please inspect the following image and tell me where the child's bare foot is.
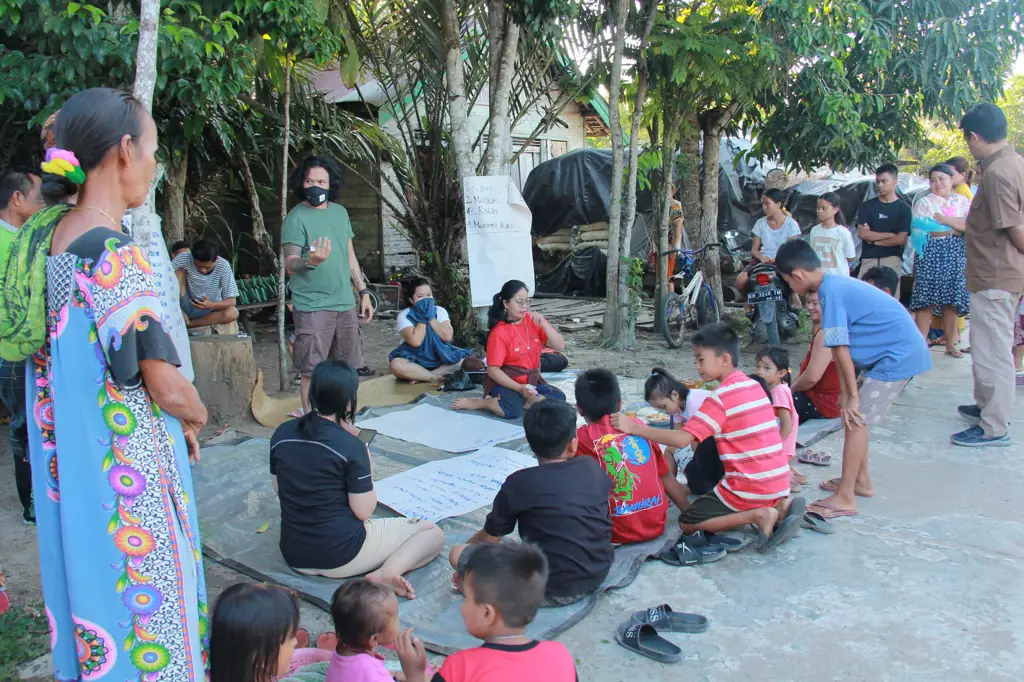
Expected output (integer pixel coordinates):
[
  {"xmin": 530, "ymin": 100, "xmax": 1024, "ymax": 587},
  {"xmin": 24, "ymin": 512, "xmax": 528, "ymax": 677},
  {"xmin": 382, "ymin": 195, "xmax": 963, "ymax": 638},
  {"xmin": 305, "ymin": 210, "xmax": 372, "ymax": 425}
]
[
  {"xmin": 296, "ymin": 628, "xmax": 310, "ymax": 648},
  {"xmin": 367, "ymin": 571, "xmax": 416, "ymax": 599},
  {"xmin": 819, "ymin": 478, "xmax": 874, "ymax": 497},
  {"xmin": 751, "ymin": 507, "xmax": 780, "ymax": 539},
  {"xmin": 315, "ymin": 632, "xmax": 338, "ymax": 651},
  {"xmin": 451, "ymin": 398, "xmax": 478, "ymax": 411}
]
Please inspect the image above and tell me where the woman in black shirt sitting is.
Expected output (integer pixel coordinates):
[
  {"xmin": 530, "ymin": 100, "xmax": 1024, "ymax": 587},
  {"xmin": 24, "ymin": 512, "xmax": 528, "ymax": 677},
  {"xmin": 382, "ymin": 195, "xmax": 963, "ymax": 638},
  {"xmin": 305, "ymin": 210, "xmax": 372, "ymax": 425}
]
[{"xmin": 270, "ymin": 360, "xmax": 445, "ymax": 598}]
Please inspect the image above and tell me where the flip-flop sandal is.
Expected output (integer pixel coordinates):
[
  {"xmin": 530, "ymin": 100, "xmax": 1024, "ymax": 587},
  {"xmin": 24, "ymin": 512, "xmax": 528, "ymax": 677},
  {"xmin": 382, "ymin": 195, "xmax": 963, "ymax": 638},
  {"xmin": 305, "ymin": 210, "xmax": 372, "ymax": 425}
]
[
  {"xmin": 791, "ymin": 470, "xmax": 809, "ymax": 485},
  {"xmin": 615, "ymin": 621, "xmax": 682, "ymax": 663},
  {"xmin": 756, "ymin": 514, "xmax": 802, "ymax": 553},
  {"xmin": 288, "ymin": 408, "xmax": 305, "ymax": 418},
  {"xmin": 703, "ymin": 532, "xmax": 745, "ymax": 552},
  {"xmin": 658, "ymin": 542, "xmax": 727, "ymax": 566},
  {"xmin": 801, "ymin": 510, "xmax": 837, "ymax": 534},
  {"xmin": 945, "ymin": 349, "xmax": 964, "ymax": 358},
  {"xmin": 806, "ymin": 501, "xmax": 859, "ymax": 519},
  {"xmin": 630, "ymin": 603, "xmax": 709, "ymax": 634},
  {"xmin": 797, "ymin": 449, "xmax": 832, "ymax": 466},
  {"xmin": 819, "ymin": 479, "xmax": 872, "ymax": 497},
  {"xmin": 783, "ymin": 496, "xmax": 807, "ymax": 525}
]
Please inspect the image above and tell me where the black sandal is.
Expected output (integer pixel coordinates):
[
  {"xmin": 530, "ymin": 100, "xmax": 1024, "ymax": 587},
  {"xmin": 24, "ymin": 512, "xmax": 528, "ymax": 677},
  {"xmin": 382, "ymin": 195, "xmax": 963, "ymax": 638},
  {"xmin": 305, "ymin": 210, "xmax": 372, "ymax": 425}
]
[
  {"xmin": 630, "ymin": 603, "xmax": 709, "ymax": 634},
  {"xmin": 615, "ymin": 621, "xmax": 682, "ymax": 663},
  {"xmin": 658, "ymin": 542, "xmax": 727, "ymax": 566}
]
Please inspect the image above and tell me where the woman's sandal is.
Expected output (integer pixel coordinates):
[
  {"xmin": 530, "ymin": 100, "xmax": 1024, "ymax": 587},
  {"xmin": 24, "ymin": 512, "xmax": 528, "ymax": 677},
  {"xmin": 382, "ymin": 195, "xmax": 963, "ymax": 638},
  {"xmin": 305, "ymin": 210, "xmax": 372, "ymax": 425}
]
[
  {"xmin": 797, "ymin": 449, "xmax": 832, "ymax": 466},
  {"xmin": 819, "ymin": 478, "xmax": 873, "ymax": 497},
  {"xmin": 615, "ymin": 620, "xmax": 682, "ymax": 663},
  {"xmin": 806, "ymin": 501, "xmax": 859, "ymax": 519}
]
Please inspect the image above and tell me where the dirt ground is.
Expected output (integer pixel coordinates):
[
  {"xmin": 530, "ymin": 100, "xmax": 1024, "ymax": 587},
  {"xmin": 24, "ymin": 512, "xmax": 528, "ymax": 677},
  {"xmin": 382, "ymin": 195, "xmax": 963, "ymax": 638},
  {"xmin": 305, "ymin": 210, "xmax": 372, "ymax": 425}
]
[{"xmin": 0, "ymin": 311, "xmax": 806, "ymax": 675}]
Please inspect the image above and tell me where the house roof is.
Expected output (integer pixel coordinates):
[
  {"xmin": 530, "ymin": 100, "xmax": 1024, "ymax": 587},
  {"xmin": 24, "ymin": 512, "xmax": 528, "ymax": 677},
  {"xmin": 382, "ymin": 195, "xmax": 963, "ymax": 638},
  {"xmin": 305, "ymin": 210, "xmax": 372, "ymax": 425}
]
[{"xmin": 311, "ymin": 58, "xmax": 611, "ymax": 134}]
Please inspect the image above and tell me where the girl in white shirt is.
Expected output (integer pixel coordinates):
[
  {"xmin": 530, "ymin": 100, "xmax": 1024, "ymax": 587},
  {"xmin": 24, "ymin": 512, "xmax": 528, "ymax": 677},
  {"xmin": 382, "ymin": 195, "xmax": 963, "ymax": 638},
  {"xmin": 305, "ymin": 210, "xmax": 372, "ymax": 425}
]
[
  {"xmin": 736, "ymin": 188, "xmax": 802, "ymax": 294},
  {"xmin": 809, "ymin": 192, "xmax": 857, "ymax": 276},
  {"xmin": 389, "ymin": 278, "xmax": 473, "ymax": 382}
]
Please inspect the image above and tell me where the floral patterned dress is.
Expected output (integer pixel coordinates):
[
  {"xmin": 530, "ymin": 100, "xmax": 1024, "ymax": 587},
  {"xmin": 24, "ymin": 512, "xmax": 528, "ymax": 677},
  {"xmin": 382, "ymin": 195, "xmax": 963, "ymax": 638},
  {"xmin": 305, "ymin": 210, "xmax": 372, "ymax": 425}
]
[
  {"xmin": 27, "ymin": 227, "xmax": 208, "ymax": 680},
  {"xmin": 908, "ymin": 192, "xmax": 971, "ymax": 316}
]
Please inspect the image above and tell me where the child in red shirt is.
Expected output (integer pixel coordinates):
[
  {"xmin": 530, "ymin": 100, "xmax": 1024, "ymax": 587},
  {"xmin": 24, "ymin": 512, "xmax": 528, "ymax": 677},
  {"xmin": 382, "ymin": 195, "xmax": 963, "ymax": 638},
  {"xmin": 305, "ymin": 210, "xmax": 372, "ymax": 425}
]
[
  {"xmin": 419, "ymin": 543, "xmax": 577, "ymax": 682},
  {"xmin": 611, "ymin": 323, "xmax": 802, "ymax": 551},
  {"xmin": 575, "ymin": 369, "xmax": 690, "ymax": 544}
]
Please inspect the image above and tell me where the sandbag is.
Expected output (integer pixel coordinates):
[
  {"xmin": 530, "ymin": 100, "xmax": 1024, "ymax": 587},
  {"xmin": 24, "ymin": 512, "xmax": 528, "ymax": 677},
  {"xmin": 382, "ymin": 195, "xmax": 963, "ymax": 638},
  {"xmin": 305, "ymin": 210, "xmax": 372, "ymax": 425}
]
[
  {"xmin": 576, "ymin": 229, "xmax": 609, "ymax": 241},
  {"xmin": 537, "ymin": 242, "xmax": 572, "ymax": 252}
]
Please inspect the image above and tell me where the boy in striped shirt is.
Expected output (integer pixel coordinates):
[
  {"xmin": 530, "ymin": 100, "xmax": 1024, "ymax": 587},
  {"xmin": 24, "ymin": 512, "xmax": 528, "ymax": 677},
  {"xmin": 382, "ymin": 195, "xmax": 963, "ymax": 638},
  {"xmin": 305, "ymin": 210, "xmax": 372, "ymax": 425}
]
[{"xmin": 611, "ymin": 323, "xmax": 802, "ymax": 551}]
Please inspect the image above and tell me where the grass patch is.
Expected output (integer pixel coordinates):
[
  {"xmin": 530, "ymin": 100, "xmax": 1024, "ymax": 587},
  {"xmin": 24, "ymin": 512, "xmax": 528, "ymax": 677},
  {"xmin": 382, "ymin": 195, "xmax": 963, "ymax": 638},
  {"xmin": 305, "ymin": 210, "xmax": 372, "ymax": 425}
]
[{"xmin": 0, "ymin": 601, "xmax": 49, "ymax": 681}]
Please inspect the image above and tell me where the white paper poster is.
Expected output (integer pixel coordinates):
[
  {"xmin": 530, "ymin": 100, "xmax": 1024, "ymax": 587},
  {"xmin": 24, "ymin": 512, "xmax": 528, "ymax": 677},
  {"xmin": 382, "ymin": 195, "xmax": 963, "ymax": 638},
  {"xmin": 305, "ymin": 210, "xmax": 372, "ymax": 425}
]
[
  {"xmin": 464, "ymin": 176, "xmax": 535, "ymax": 307},
  {"xmin": 375, "ymin": 447, "xmax": 537, "ymax": 521},
  {"xmin": 357, "ymin": 404, "xmax": 525, "ymax": 453}
]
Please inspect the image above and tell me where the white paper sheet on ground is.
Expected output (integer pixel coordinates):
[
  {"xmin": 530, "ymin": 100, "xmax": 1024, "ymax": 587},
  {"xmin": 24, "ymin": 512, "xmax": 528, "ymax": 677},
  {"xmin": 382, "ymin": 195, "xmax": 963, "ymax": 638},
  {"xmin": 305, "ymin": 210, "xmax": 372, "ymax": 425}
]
[
  {"xmin": 465, "ymin": 176, "xmax": 535, "ymax": 307},
  {"xmin": 357, "ymin": 404, "xmax": 525, "ymax": 453},
  {"xmin": 375, "ymin": 447, "xmax": 537, "ymax": 522}
]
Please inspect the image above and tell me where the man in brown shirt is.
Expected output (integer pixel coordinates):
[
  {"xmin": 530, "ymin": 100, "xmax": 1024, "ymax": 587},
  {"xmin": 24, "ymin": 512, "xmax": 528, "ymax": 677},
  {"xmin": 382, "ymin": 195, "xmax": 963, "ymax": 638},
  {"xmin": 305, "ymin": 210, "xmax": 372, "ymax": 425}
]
[{"xmin": 952, "ymin": 103, "xmax": 1024, "ymax": 447}]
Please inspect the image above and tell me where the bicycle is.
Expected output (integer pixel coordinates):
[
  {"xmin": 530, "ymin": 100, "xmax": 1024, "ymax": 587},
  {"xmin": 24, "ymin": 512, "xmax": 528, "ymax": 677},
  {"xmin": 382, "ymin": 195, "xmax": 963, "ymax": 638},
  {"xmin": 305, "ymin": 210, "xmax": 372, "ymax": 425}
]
[{"xmin": 660, "ymin": 244, "xmax": 721, "ymax": 348}]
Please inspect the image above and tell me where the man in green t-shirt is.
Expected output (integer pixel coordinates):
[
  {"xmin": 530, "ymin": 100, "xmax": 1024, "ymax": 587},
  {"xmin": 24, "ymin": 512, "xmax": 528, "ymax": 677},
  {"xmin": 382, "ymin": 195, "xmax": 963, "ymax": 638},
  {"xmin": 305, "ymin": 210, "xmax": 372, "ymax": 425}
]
[
  {"xmin": 0, "ymin": 166, "xmax": 43, "ymax": 525},
  {"xmin": 283, "ymin": 155, "xmax": 375, "ymax": 414}
]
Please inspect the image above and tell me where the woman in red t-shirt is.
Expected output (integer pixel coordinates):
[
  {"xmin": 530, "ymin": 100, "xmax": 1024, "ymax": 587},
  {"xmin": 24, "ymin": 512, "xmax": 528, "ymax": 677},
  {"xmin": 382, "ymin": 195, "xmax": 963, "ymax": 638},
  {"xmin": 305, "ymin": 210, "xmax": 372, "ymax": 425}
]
[
  {"xmin": 452, "ymin": 280, "xmax": 567, "ymax": 419},
  {"xmin": 790, "ymin": 290, "xmax": 841, "ymax": 421}
]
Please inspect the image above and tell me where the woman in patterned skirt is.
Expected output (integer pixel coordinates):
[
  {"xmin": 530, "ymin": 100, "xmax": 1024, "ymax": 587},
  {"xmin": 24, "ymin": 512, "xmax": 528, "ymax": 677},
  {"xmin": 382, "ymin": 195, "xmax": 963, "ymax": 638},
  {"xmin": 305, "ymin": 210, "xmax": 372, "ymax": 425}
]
[
  {"xmin": 11, "ymin": 89, "xmax": 209, "ymax": 680},
  {"xmin": 908, "ymin": 164, "xmax": 971, "ymax": 357}
]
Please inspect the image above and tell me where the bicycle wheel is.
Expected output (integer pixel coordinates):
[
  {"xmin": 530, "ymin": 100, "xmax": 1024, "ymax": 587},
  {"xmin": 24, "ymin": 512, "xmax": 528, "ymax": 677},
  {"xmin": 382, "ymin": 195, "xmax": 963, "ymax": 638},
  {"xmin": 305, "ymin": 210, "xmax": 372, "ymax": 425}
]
[
  {"xmin": 696, "ymin": 284, "xmax": 720, "ymax": 326},
  {"xmin": 661, "ymin": 292, "xmax": 686, "ymax": 348}
]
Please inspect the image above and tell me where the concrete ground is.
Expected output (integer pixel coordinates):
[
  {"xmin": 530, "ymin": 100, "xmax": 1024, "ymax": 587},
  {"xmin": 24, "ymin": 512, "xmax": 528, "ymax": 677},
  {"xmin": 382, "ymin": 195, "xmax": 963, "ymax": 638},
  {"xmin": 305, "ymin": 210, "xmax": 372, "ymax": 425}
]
[
  {"xmin": 559, "ymin": 348, "xmax": 1024, "ymax": 681},
  {"xmin": 2, "ymin": 342, "xmax": 1023, "ymax": 680}
]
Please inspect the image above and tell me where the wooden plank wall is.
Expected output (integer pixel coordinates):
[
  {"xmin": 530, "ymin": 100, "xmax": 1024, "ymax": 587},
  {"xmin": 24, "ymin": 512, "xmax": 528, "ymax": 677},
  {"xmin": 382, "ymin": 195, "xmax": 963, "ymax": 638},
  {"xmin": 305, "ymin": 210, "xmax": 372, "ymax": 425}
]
[{"xmin": 340, "ymin": 161, "xmax": 384, "ymax": 282}]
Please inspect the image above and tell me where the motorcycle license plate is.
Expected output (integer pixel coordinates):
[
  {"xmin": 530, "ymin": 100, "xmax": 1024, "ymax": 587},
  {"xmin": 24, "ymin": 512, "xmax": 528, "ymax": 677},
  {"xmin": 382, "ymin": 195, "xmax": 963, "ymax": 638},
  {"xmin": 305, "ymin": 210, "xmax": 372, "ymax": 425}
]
[{"xmin": 749, "ymin": 289, "xmax": 784, "ymax": 304}]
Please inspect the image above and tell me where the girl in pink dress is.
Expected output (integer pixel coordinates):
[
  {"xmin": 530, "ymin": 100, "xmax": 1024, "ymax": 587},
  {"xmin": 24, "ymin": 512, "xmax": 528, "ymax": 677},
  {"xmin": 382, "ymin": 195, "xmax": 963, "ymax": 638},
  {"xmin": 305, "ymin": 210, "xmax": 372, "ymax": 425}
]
[{"xmin": 754, "ymin": 347, "xmax": 802, "ymax": 492}]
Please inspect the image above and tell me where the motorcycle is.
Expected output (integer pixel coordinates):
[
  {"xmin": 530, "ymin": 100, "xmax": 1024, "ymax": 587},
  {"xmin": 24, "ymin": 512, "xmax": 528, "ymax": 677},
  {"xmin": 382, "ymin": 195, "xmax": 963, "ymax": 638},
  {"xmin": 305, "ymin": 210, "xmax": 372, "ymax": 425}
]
[
  {"xmin": 747, "ymin": 262, "xmax": 798, "ymax": 344},
  {"xmin": 723, "ymin": 231, "xmax": 798, "ymax": 345}
]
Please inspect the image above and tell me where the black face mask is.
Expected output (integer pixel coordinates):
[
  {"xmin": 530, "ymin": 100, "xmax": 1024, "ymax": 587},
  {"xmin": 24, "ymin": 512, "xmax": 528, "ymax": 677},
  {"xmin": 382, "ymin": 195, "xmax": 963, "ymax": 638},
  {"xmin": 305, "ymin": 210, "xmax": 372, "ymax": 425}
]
[{"xmin": 304, "ymin": 186, "xmax": 328, "ymax": 207}]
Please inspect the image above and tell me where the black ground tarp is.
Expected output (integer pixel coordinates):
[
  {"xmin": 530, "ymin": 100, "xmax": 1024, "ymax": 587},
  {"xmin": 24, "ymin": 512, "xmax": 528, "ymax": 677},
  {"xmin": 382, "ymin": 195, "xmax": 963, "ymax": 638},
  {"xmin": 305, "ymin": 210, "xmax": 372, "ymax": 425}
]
[{"xmin": 535, "ymin": 246, "xmax": 607, "ymax": 297}]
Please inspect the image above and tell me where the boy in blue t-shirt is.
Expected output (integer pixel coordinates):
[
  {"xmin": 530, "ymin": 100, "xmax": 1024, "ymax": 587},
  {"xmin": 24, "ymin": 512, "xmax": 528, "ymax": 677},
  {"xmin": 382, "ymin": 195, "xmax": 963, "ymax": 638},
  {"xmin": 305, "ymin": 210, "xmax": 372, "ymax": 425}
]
[{"xmin": 776, "ymin": 240, "xmax": 930, "ymax": 519}]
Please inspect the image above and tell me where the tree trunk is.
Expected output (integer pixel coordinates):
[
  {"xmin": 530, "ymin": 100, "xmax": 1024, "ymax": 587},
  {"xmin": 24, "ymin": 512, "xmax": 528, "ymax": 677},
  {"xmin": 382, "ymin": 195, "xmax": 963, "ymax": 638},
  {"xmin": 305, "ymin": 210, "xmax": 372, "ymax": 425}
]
[
  {"xmin": 190, "ymin": 335, "xmax": 257, "ymax": 424},
  {"xmin": 600, "ymin": 0, "xmax": 630, "ymax": 345},
  {"xmin": 678, "ymin": 113, "xmax": 701, "ymax": 249},
  {"xmin": 278, "ymin": 53, "xmax": 292, "ymax": 392},
  {"xmin": 131, "ymin": 0, "xmax": 159, "ymax": 219},
  {"xmin": 482, "ymin": 4, "xmax": 519, "ymax": 176},
  {"xmin": 442, "ymin": 0, "xmax": 473, "ymax": 189},
  {"xmin": 615, "ymin": 0, "xmax": 656, "ymax": 346},
  {"xmin": 653, "ymin": 110, "xmax": 681, "ymax": 331},
  {"xmin": 132, "ymin": 0, "xmax": 159, "ymax": 112},
  {"xmin": 697, "ymin": 103, "xmax": 739, "ymax": 309},
  {"xmin": 164, "ymin": 151, "xmax": 187, "ymax": 244},
  {"xmin": 237, "ymin": 147, "xmax": 277, "ymax": 268}
]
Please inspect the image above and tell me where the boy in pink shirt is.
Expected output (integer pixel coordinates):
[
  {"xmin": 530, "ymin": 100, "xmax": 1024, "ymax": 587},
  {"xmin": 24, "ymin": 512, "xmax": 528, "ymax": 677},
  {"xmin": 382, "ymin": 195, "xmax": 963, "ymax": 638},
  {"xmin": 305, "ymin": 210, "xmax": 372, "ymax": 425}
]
[{"xmin": 612, "ymin": 323, "xmax": 803, "ymax": 551}]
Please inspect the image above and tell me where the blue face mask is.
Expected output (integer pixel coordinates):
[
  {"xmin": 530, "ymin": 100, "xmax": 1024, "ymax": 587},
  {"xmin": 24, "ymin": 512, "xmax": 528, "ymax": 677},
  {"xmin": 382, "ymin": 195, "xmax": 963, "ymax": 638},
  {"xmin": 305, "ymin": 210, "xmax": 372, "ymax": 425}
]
[{"xmin": 304, "ymin": 186, "xmax": 328, "ymax": 207}]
